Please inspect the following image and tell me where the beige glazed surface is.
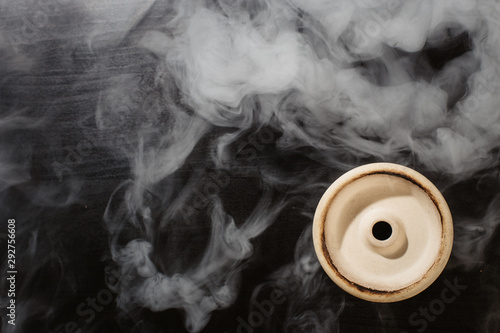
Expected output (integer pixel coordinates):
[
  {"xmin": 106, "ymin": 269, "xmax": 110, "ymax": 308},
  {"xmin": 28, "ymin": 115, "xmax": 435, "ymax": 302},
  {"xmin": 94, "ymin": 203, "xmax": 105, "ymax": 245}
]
[{"xmin": 312, "ymin": 163, "xmax": 454, "ymax": 302}]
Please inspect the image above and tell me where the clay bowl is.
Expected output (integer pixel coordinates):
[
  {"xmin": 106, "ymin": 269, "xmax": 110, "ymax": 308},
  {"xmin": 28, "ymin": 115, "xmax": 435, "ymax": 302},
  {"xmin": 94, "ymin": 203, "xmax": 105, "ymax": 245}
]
[{"xmin": 313, "ymin": 163, "xmax": 453, "ymax": 302}]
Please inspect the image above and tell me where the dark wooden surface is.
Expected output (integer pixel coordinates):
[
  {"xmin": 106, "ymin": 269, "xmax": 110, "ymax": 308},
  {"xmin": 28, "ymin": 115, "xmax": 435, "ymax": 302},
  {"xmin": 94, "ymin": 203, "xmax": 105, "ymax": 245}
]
[{"xmin": 1, "ymin": 1, "xmax": 500, "ymax": 333}]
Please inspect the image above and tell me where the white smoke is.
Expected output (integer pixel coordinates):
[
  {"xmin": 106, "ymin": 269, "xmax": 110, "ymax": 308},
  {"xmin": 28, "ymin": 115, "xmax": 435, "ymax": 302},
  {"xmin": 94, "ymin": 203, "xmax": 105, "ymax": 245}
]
[
  {"xmin": 91, "ymin": 0, "xmax": 500, "ymax": 331},
  {"xmin": 107, "ymin": 192, "xmax": 286, "ymax": 332},
  {"xmin": 130, "ymin": 0, "xmax": 500, "ymax": 175}
]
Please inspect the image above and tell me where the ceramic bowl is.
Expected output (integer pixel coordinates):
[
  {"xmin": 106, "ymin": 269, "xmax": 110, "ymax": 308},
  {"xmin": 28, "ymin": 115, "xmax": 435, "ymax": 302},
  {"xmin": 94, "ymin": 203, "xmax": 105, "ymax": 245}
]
[{"xmin": 312, "ymin": 163, "xmax": 453, "ymax": 302}]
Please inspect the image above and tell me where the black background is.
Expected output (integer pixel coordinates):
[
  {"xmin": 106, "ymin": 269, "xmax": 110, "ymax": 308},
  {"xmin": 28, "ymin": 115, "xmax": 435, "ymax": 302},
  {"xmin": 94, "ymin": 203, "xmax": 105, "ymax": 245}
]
[{"xmin": 1, "ymin": 1, "xmax": 500, "ymax": 333}]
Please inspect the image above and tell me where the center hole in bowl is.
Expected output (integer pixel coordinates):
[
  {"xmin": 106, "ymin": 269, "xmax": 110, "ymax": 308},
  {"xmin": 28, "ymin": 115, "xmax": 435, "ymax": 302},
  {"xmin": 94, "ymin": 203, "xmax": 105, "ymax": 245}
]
[{"xmin": 372, "ymin": 221, "xmax": 392, "ymax": 241}]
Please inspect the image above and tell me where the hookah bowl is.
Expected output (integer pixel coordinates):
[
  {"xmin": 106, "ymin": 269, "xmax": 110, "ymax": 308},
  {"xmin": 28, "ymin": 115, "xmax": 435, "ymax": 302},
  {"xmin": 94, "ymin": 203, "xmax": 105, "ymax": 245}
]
[{"xmin": 313, "ymin": 163, "xmax": 453, "ymax": 302}]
